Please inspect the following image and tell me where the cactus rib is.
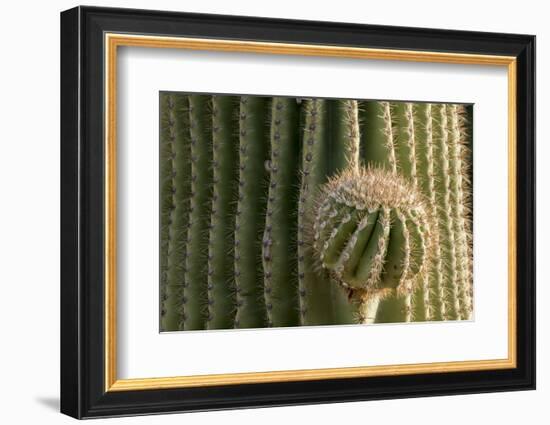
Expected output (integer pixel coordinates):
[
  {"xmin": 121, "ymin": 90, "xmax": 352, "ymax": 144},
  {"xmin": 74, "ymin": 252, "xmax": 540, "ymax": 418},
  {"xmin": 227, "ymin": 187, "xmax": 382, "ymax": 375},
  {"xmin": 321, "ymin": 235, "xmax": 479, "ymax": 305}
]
[
  {"xmin": 435, "ymin": 104, "xmax": 460, "ymax": 320},
  {"xmin": 234, "ymin": 96, "xmax": 269, "ymax": 329},
  {"xmin": 298, "ymin": 99, "xmax": 334, "ymax": 325},
  {"xmin": 184, "ymin": 95, "xmax": 212, "ymax": 330},
  {"xmin": 449, "ymin": 104, "xmax": 474, "ymax": 320},
  {"xmin": 420, "ymin": 103, "xmax": 445, "ymax": 321},
  {"xmin": 262, "ymin": 97, "xmax": 301, "ymax": 327},
  {"xmin": 207, "ymin": 96, "xmax": 239, "ymax": 329}
]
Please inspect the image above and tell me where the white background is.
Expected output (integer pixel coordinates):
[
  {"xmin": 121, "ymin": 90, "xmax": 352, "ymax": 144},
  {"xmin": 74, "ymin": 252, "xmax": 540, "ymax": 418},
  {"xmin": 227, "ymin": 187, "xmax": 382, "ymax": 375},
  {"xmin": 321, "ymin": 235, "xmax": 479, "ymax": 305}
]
[
  {"xmin": 0, "ymin": 0, "xmax": 545, "ymax": 424},
  {"xmin": 118, "ymin": 47, "xmax": 508, "ymax": 379}
]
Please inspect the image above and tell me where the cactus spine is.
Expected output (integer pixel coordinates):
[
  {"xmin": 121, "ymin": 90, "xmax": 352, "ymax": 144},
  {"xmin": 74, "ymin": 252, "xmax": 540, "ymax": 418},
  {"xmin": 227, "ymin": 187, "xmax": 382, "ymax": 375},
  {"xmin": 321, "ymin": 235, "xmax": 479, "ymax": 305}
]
[
  {"xmin": 207, "ymin": 96, "xmax": 239, "ymax": 329},
  {"xmin": 184, "ymin": 95, "xmax": 212, "ymax": 330},
  {"xmin": 234, "ymin": 96, "xmax": 270, "ymax": 328},
  {"xmin": 262, "ymin": 98, "xmax": 301, "ymax": 327}
]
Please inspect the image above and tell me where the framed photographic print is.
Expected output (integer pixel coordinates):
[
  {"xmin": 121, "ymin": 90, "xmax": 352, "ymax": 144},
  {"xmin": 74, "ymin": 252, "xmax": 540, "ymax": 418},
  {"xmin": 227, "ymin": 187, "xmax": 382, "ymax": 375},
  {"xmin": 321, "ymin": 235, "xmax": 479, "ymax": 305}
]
[{"xmin": 60, "ymin": 5, "xmax": 536, "ymax": 419}]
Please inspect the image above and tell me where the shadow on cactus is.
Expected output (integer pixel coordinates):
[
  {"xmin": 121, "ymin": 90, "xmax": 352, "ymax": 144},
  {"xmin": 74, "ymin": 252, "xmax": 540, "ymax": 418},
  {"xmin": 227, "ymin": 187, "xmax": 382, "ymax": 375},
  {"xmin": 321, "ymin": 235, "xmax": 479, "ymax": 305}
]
[{"xmin": 159, "ymin": 92, "xmax": 473, "ymax": 332}]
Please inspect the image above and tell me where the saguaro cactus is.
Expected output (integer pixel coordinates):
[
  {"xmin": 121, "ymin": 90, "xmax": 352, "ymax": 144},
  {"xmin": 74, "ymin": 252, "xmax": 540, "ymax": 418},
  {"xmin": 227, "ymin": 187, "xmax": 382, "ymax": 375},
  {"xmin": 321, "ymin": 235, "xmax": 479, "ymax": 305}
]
[{"xmin": 159, "ymin": 93, "xmax": 473, "ymax": 331}]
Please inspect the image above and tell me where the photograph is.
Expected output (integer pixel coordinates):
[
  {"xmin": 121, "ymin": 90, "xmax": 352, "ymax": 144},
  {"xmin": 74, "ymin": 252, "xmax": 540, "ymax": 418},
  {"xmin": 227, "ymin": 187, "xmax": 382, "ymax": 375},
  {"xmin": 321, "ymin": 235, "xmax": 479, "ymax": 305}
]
[
  {"xmin": 159, "ymin": 93, "xmax": 473, "ymax": 331},
  {"xmin": 57, "ymin": 5, "xmax": 536, "ymax": 419}
]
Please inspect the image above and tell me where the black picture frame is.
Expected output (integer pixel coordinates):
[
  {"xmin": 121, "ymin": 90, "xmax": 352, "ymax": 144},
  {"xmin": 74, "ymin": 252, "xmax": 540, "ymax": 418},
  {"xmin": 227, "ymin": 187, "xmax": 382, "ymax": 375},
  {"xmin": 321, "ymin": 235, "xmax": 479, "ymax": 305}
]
[{"xmin": 60, "ymin": 5, "xmax": 535, "ymax": 419}]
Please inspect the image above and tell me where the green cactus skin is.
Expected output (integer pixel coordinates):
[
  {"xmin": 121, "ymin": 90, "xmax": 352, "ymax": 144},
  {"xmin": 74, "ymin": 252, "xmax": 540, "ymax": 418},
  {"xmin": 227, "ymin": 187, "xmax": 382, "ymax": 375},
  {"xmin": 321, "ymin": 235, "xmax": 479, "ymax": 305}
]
[
  {"xmin": 162, "ymin": 94, "xmax": 192, "ymax": 332},
  {"xmin": 361, "ymin": 101, "xmax": 398, "ymax": 173},
  {"xmin": 159, "ymin": 93, "xmax": 174, "ymax": 330},
  {"xmin": 434, "ymin": 104, "xmax": 460, "ymax": 321},
  {"xmin": 183, "ymin": 95, "xmax": 212, "ymax": 330},
  {"xmin": 262, "ymin": 98, "xmax": 301, "ymax": 327},
  {"xmin": 415, "ymin": 103, "xmax": 444, "ymax": 321},
  {"xmin": 391, "ymin": 103, "xmax": 420, "ymax": 322},
  {"xmin": 392, "ymin": 102, "xmax": 417, "ymax": 181},
  {"xmin": 328, "ymin": 100, "xmax": 361, "ymax": 172},
  {"xmin": 234, "ymin": 96, "xmax": 270, "ymax": 329},
  {"xmin": 160, "ymin": 93, "xmax": 188, "ymax": 331},
  {"xmin": 298, "ymin": 99, "xmax": 335, "ymax": 325},
  {"xmin": 448, "ymin": 104, "xmax": 473, "ymax": 320},
  {"xmin": 207, "ymin": 96, "xmax": 239, "ymax": 330}
]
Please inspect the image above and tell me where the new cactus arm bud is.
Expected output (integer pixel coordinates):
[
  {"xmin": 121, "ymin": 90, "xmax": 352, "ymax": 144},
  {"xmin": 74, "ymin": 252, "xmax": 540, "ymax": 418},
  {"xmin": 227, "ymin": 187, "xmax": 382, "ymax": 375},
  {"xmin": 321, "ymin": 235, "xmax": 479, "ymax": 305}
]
[{"xmin": 312, "ymin": 166, "xmax": 432, "ymax": 325}]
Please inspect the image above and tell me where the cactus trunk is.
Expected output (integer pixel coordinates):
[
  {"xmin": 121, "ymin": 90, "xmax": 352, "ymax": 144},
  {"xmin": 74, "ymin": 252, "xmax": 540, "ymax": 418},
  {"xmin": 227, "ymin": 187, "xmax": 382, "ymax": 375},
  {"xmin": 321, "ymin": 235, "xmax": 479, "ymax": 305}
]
[{"xmin": 159, "ymin": 94, "xmax": 474, "ymax": 331}]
